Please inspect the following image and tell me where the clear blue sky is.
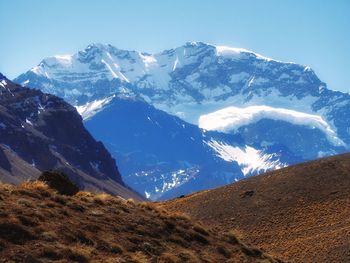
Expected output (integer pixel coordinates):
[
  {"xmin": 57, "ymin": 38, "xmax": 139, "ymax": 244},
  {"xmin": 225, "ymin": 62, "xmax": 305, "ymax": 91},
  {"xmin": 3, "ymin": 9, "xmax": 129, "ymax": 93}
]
[{"xmin": 1, "ymin": 0, "xmax": 349, "ymax": 92}]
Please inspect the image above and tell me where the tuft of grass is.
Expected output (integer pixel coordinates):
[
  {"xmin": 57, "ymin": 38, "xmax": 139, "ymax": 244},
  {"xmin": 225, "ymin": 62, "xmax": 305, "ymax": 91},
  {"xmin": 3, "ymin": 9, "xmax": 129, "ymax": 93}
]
[
  {"xmin": 193, "ymin": 224, "xmax": 209, "ymax": 236},
  {"xmin": 178, "ymin": 249, "xmax": 201, "ymax": 263},
  {"xmin": 20, "ymin": 180, "xmax": 49, "ymax": 191},
  {"xmin": 126, "ymin": 198, "xmax": 135, "ymax": 205},
  {"xmin": 76, "ymin": 191, "xmax": 94, "ymax": 198},
  {"xmin": 17, "ymin": 215, "xmax": 38, "ymax": 227},
  {"xmin": 170, "ymin": 212, "xmax": 191, "ymax": 222},
  {"xmin": 139, "ymin": 201, "xmax": 157, "ymax": 212},
  {"xmin": 190, "ymin": 231, "xmax": 210, "ymax": 245},
  {"xmin": 17, "ymin": 198, "xmax": 33, "ymax": 208},
  {"xmin": 217, "ymin": 245, "xmax": 232, "ymax": 258},
  {"xmin": 227, "ymin": 229, "xmax": 244, "ymax": 244},
  {"xmin": 158, "ymin": 252, "xmax": 181, "ymax": 263},
  {"xmin": 130, "ymin": 251, "xmax": 149, "ymax": 263}
]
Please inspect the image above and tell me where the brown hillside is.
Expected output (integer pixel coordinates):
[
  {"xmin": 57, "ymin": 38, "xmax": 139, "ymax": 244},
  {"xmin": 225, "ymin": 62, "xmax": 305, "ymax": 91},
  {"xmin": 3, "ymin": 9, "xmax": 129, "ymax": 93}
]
[
  {"xmin": 163, "ymin": 153, "xmax": 350, "ymax": 263},
  {"xmin": 0, "ymin": 181, "xmax": 282, "ymax": 263}
]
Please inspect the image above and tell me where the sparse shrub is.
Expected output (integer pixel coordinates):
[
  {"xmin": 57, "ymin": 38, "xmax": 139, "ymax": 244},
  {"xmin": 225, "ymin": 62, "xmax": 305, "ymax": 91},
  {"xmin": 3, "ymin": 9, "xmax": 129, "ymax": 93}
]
[
  {"xmin": 0, "ymin": 240, "xmax": 5, "ymax": 252},
  {"xmin": 95, "ymin": 240, "xmax": 122, "ymax": 254},
  {"xmin": 61, "ymin": 209, "xmax": 70, "ymax": 217},
  {"xmin": 38, "ymin": 170, "xmax": 79, "ymax": 196},
  {"xmin": 16, "ymin": 189, "xmax": 40, "ymax": 198},
  {"xmin": 17, "ymin": 215, "xmax": 38, "ymax": 227},
  {"xmin": 20, "ymin": 180, "xmax": 48, "ymax": 191},
  {"xmin": 45, "ymin": 201, "xmax": 56, "ymax": 208},
  {"xmin": 74, "ymin": 231, "xmax": 94, "ymax": 246},
  {"xmin": 227, "ymin": 229, "xmax": 244, "ymax": 244},
  {"xmin": 178, "ymin": 250, "xmax": 201, "ymax": 262},
  {"xmin": 169, "ymin": 234, "xmax": 189, "ymax": 247},
  {"xmin": 193, "ymin": 224, "xmax": 209, "ymax": 236},
  {"xmin": 120, "ymin": 206, "xmax": 130, "ymax": 213},
  {"xmin": 51, "ymin": 194, "xmax": 68, "ymax": 205},
  {"xmin": 170, "ymin": 212, "xmax": 191, "ymax": 222},
  {"xmin": 0, "ymin": 222, "xmax": 36, "ymax": 244},
  {"xmin": 76, "ymin": 191, "xmax": 94, "ymax": 199},
  {"xmin": 139, "ymin": 201, "xmax": 159, "ymax": 213},
  {"xmin": 164, "ymin": 219, "xmax": 176, "ymax": 231},
  {"xmin": 130, "ymin": 251, "xmax": 149, "ymax": 263},
  {"xmin": 67, "ymin": 202, "xmax": 85, "ymax": 212},
  {"xmin": 158, "ymin": 252, "xmax": 180, "ymax": 263},
  {"xmin": 190, "ymin": 231, "xmax": 209, "ymax": 245},
  {"xmin": 93, "ymin": 197, "xmax": 105, "ymax": 205},
  {"xmin": 241, "ymin": 245, "xmax": 263, "ymax": 257},
  {"xmin": 89, "ymin": 209, "xmax": 104, "ymax": 216},
  {"xmin": 217, "ymin": 245, "xmax": 231, "ymax": 258},
  {"xmin": 127, "ymin": 198, "xmax": 135, "ymax": 205},
  {"xmin": 40, "ymin": 231, "xmax": 57, "ymax": 242},
  {"xmin": 65, "ymin": 249, "xmax": 89, "ymax": 263},
  {"xmin": 40, "ymin": 247, "xmax": 63, "ymax": 260},
  {"xmin": 95, "ymin": 193, "xmax": 112, "ymax": 200},
  {"xmin": 17, "ymin": 198, "xmax": 33, "ymax": 208}
]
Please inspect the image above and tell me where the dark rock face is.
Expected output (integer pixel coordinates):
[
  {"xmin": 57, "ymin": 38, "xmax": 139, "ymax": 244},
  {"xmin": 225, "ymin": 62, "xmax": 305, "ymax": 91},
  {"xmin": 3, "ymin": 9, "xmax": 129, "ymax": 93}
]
[
  {"xmin": 38, "ymin": 170, "xmax": 79, "ymax": 196},
  {"xmin": 0, "ymin": 74, "xmax": 140, "ymax": 199}
]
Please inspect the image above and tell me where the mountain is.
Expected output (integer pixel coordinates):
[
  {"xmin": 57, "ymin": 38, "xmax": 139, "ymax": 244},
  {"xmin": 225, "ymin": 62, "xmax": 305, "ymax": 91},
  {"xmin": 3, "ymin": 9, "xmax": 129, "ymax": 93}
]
[
  {"xmin": 82, "ymin": 95, "xmax": 298, "ymax": 200},
  {"xmin": 14, "ymin": 42, "xmax": 350, "ymax": 197},
  {"xmin": 0, "ymin": 73, "xmax": 140, "ymax": 200},
  {"xmin": 14, "ymin": 42, "xmax": 350, "ymax": 145},
  {"xmin": 162, "ymin": 153, "xmax": 350, "ymax": 263},
  {"xmin": 0, "ymin": 180, "xmax": 282, "ymax": 262}
]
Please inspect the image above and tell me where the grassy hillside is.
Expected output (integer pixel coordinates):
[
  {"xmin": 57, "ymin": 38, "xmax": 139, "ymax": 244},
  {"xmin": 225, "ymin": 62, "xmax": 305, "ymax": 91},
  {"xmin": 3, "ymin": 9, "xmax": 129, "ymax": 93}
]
[
  {"xmin": 0, "ymin": 181, "xmax": 281, "ymax": 263},
  {"xmin": 163, "ymin": 153, "xmax": 350, "ymax": 262}
]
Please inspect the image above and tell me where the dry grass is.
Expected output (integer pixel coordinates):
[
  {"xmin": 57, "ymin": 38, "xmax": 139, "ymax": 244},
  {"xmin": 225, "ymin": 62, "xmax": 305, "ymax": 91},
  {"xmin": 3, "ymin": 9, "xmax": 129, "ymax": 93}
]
[
  {"xmin": 0, "ymin": 182, "xmax": 280, "ymax": 262},
  {"xmin": 20, "ymin": 180, "xmax": 49, "ymax": 190},
  {"xmin": 163, "ymin": 153, "xmax": 350, "ymax": 263}
]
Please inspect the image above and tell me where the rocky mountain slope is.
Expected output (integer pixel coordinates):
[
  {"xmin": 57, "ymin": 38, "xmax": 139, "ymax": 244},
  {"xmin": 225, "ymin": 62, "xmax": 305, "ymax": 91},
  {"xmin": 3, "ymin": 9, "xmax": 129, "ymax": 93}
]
[
  {"xmin": 83, "ymin": 95, "xmax": 297, "ymax": 200},
  {"xmin": 0, "ymin": 180, "xmax": 282, "ymax": 262},
  {"xmin": 162, "ymin": 153, "xmax": 350, "ymax": 262},
  {"xmin": 0, "ymin": 73, "xmax": 139, "ymax": 199}
]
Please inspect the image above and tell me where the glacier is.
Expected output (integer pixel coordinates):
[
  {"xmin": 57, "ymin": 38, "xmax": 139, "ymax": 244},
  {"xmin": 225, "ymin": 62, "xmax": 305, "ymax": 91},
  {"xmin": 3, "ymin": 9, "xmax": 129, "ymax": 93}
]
[{"xmin": 199, "ymin": 105, "xmax": 345, "ymax": 147}]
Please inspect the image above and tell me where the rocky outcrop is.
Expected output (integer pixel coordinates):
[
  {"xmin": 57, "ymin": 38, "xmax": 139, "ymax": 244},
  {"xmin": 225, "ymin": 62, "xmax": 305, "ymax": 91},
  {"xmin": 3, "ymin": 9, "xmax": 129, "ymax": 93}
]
[{"xmin": 0, "ymin": 73, "xmax": 141, "ymax": 199}]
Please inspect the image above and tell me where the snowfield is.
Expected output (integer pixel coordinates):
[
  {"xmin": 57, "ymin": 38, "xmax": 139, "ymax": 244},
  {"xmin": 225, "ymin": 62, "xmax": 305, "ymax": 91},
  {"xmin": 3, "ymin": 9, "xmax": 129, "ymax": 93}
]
[{"xmin": 199, "ymin": 105, "xmax": 345, "ymax": 147}]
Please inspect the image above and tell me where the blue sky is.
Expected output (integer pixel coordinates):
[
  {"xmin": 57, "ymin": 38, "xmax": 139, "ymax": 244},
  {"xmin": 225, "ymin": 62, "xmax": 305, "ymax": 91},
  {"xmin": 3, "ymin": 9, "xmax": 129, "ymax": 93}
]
[{"xmin": 1, "ymin": 0, "xmax": 349, "ymax": 92}]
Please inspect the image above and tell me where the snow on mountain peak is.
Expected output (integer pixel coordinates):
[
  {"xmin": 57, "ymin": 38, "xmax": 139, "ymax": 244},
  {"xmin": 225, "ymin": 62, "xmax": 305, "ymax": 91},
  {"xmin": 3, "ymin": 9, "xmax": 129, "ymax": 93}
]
[
  {"xmin": 76, "ymin": 95, "xmax": 115, "ymax": 120},
  {"xmin": 199, "ymin": 105, "xmax": 345, "ymax": 147},
  {"xmin": 216, "ymin": 46, "xmax": 273, "ymax": 61},
  {"xmin": 206, "ymin": 140, "xmax": 286, "ymax": 176},
  {"xmin": 16, "ymin": 42, "xmax": 350, "ymax": 148},
  {"xmin": 54, "ymin": 54, "xmax": 73, "ymax": 64},
  {"xmin": 24, "ymin": 42, "xmax": 297, "ymax": 85}
]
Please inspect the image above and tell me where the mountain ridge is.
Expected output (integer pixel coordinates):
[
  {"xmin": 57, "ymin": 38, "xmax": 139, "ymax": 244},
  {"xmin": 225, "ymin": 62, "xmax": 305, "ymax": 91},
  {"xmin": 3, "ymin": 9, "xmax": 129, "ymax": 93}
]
[
  {"xmin": 0, "ymin": 74, "xmax": 141, "ymax": 200},
  {"xmin": 14, "ymin": 42, "xmax": 350, "ymax": 145}
]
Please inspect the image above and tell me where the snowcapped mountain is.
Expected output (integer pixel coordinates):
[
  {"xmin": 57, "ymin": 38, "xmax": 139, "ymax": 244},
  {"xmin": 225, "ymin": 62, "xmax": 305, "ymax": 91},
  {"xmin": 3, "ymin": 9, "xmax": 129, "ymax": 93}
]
[
  {"xmin": 81, "ymin": 95, "xmax": 296, "ymax": 200},
  {"xmin": 14, "ymin": 42, "xmax": 350, "ymax": 198},
  {"xmin": 15, "ymin": 42, "xmax": 350, "ymax": 146}
]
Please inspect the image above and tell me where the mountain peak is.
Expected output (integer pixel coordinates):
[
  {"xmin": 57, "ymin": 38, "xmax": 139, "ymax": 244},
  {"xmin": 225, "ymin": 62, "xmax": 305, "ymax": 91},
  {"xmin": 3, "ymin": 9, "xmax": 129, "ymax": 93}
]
[{"xmin": 0, "ymin": 72, "xmax": 6, "ymax": 80}]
